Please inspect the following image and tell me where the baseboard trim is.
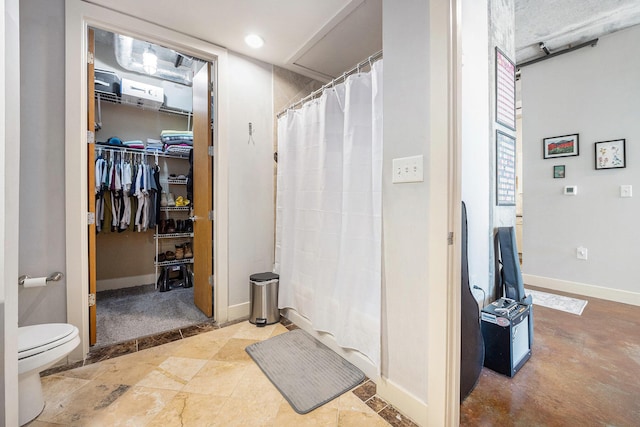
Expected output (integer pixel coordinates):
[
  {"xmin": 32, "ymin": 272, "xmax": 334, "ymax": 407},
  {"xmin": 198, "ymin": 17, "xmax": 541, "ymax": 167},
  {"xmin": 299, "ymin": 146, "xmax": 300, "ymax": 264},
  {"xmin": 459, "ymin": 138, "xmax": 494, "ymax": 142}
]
[
  {"xmin": 227, "ymin": 301, "xmax": 250, "ymax": 321},
  {"xmin": 523, "ymin": 274, "xmax": 640, "ymax": 306},
  {"xmin": 96, "ymin": 274, "xmax": 156, "ymax": 291},
  {"xmin": 282, "ymin": 308, "xmax": 379, "ymax": 382},
  {"xmin": 376, "ymin": 377, "xmax": 428, "ymax": 427}
]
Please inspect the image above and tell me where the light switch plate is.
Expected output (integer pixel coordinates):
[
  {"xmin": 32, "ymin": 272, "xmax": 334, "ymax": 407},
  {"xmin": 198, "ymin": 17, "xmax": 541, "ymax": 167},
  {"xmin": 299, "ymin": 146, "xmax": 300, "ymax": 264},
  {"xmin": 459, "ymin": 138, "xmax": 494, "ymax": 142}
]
[
  {"xmin": 392, "ymin": 155, "xmax": 424, "ymax": 183},
  {"xmin": 620, "ymin": 185, "xmax": 632, "ymax": 198},
  {"xmin": 564, "ymin": 185, "xmax": 577, "ymax": 195}
]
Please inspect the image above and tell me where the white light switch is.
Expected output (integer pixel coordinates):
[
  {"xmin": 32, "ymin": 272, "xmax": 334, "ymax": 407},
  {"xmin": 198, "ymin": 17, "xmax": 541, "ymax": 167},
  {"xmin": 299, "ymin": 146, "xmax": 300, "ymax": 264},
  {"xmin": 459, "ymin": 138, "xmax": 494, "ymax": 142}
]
[
  {"xmin": 392, "ymin": 155, "xmax": 424, "ymax": 183},
  {"xmin": 620, "ymin": 185, "xmax": 632, "ymax": 198}
]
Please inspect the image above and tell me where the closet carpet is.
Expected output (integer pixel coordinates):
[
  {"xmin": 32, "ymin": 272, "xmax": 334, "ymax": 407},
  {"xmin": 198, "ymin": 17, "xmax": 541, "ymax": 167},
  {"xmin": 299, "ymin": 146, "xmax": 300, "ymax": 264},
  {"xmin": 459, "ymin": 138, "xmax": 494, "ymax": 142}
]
[{"xmin": 96, "ymin": 284, "xmax": 209, "ymax": 348}]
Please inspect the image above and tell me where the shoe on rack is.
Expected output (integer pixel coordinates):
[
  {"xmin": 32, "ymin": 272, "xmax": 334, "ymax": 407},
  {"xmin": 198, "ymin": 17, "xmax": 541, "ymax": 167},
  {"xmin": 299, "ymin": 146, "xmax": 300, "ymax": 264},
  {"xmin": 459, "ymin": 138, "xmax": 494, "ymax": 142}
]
[
  {"xmin": 160, "ymin": 191, "xmax": 168, "ymax": 207},
  {"xmin": 158, "ymin": 219, "xmax": 167, "ymax": 234},
  {"xmin": 165, "ymin": 251, "xmax": 176, "ymax": 261},
  {"xmin": 166, "ymin": 219, "xmax": 176, "ymax": 234},
  {"xmin": 176, "ymin": 220, "xmax": 184, "ymax": 233},
  {"xmin": 175, "ymin": 244, "xmax": 184, "ymax": 260},
  {"xmin": 185, "ymin": 219, "xmax": 193, "ymax": 233},
  {"xmin": 155, "ymin": 253, "xmax": 166, "ymax": 263},
  {"xmin": 167, "ymin": 193, "xmax": 176, "ymax": 207},
  {"xmin": 184, "ymin": 242, "xmax": 193, "ymax": 258}
]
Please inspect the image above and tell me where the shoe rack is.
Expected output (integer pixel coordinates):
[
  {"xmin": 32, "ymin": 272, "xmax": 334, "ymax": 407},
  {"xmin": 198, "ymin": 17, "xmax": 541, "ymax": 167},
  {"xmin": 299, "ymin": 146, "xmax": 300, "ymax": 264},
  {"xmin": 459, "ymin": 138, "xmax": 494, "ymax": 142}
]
[{"xmin": 154, "ymin": 163, "xmax": 195, "ymax": 289}]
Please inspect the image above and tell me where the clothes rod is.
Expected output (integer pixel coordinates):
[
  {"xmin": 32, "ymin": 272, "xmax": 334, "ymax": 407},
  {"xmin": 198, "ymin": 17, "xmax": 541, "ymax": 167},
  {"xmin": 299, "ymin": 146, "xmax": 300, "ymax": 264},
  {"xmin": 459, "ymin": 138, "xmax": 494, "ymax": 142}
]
[
  {"xmin": 516, "ymin": 38, "xmax": 598, "ymax": 69},
  {"xmin": 277, "ymin": 50, "xmax": 383, "ymax": 118}
]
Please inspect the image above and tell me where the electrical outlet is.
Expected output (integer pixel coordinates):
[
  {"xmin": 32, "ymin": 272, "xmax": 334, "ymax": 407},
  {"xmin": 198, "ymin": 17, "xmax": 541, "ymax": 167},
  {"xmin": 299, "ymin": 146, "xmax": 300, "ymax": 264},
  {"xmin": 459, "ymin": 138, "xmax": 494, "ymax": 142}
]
[{"xmin": 577, "ymin": 247, "xmax": 588, "ymax": 260}]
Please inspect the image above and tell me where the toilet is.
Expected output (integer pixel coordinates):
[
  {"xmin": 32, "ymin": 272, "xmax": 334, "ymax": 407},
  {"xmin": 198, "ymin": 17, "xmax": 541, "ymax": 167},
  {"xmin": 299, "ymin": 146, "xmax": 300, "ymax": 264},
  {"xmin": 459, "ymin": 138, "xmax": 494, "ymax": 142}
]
[{"xmin": 18, "ymin": 323, "xmax": 80, "ymax": 426}]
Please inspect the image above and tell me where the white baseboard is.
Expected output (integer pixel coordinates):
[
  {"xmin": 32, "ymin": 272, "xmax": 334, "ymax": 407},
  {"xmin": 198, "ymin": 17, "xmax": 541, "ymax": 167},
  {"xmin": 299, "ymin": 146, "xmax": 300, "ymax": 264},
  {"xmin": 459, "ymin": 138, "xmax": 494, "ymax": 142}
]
[
  {"xmin": 282, "ymin": 308, "xmax": 379, "ymax": 382},
  {"xmin": 227, "ymin": 301, "xmax": 250, "ymax": 321},
  {"xmin": 523, "ymin": 274, "xmax": 640, "ymax": 306},
  {"xmin": 376, "ymin": 378, "xmax": 427, "ymax": 427},
  {"xmin": 96, "ymin": 274, "xmax": 156, "ymax": 291}
]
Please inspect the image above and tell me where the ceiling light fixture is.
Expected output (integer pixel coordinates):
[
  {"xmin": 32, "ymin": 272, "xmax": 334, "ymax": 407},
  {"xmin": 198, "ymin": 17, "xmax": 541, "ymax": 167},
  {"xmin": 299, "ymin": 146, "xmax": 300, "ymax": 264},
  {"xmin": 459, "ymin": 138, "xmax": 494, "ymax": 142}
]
[
  {"xmin": 245, "ymin": 34, "xmax": 264, "ymax": 49},
  {"xmin": 142, "ymin": 45, "xmax": 158, "ymax": 75}
]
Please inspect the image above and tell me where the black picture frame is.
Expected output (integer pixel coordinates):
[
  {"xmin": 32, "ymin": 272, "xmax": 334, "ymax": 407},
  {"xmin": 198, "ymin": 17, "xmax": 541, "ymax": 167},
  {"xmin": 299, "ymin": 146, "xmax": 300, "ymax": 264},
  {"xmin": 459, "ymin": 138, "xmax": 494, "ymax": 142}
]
[
  {"xmin": 553, "ymin": 165, "xmax": 565, "ymax": 179},
  {"xmin": 543, "ymin": 134, "xmax": 579, "ymax": 159},
  {"xmin": 595, "ymin": 139, "xmax": 626, "ymax": 170}
]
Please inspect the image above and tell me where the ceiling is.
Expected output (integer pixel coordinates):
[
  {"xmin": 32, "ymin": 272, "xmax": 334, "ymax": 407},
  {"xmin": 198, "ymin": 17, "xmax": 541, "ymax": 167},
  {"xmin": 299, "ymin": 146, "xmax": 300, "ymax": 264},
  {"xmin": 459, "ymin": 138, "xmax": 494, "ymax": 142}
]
[{"xmin": 87, "ymin": 0, "xmax": 639, "ymax": 81}]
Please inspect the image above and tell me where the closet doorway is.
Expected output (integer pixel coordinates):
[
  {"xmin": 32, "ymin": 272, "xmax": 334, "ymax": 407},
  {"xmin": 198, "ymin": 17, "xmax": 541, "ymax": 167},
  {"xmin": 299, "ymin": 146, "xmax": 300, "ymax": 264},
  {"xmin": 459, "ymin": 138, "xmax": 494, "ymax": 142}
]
[{"xmin": 87, "ymin": 28, "xmax": 214, "ymax": 347}]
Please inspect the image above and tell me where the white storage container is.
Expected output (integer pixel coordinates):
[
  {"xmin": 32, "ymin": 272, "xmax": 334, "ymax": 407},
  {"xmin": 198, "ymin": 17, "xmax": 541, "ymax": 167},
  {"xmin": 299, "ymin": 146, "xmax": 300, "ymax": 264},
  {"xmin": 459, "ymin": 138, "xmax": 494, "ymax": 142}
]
[{"xmin": 121, "ymin": 78, "xmax": 164, "ymax": 110}]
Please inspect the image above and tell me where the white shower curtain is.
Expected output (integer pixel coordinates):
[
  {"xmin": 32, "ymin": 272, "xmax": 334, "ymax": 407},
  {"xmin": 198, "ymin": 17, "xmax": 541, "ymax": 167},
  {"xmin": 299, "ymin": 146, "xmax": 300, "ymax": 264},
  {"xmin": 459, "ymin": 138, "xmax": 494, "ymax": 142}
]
[{"xmin": 275, "ymin": 60, "xmax": 382, "ymax": 367}]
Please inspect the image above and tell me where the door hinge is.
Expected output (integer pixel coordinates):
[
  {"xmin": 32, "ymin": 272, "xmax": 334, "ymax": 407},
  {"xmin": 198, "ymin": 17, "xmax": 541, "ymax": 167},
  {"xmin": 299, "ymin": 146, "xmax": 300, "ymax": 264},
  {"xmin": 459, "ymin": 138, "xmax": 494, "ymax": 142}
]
[
  {"xmin": 209, "ymin": 82, "xmax": 214, "ymax": 92},
  {"xmin": 87, "ymin": 212, "xmax": 95, "ymax": 225},
  {"xmin": 208, "ymin": 275, "xmax": 215, "ymax": 286},
  {"xmin": 208, "ymin": 210, "xmax": 215, "ymax": 221},
  {"xmin": 87, "ymin": 131, "xmax": 95, "ymax": 144},
  {"xmin": 447, "ymin": 232, "xmax": 454, "ymax": 245},
  {"xmin": 88, "ymin": 293, "xmax": 96, "ymax": 307},
  {"xmin": 87, "ymin": 52, "xmax": 94, "ymax": 65},
  {"xmin": 208, "ymin": 146, "xmax": 215, "ymax": 157}
]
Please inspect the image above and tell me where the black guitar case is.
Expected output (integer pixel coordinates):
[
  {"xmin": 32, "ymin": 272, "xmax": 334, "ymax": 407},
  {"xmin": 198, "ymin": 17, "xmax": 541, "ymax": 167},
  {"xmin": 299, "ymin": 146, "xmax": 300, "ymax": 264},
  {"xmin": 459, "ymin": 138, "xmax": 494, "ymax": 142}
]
[{"xmin": 460, "ymin": 201, "xmax": 484, "ymax": 401}]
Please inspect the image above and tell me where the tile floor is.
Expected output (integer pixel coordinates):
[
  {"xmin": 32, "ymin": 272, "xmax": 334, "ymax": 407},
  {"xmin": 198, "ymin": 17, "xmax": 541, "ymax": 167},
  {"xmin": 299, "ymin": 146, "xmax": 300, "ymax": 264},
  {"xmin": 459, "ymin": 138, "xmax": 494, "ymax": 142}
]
[{"xmin": 31, "ymin": 321, "xmax": 418, "ymax": 427}]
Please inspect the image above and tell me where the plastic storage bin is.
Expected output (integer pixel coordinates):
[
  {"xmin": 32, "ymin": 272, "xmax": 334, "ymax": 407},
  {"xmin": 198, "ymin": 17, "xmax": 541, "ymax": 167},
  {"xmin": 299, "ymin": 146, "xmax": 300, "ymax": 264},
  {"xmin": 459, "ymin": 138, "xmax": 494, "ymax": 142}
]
[{"xmin": 249, "ymin": 272, "xmax": 279, "ymax": 326}]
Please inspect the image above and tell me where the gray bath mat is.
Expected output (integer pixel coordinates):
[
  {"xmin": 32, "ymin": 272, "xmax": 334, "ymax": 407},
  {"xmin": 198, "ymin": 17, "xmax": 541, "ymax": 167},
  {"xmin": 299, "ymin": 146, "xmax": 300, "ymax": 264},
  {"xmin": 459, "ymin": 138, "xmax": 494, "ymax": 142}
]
[{"xmin": 245, "ymin": 329, "xmax": 365, "ymax": 414}]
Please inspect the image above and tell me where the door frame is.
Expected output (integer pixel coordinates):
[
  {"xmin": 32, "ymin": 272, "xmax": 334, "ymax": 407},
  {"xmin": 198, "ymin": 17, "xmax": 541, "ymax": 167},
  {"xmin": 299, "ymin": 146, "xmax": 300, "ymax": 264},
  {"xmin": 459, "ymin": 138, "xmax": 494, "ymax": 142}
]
[{"xmin": 64, "ymin": 0, "xmax": 230, "ymax": 359}]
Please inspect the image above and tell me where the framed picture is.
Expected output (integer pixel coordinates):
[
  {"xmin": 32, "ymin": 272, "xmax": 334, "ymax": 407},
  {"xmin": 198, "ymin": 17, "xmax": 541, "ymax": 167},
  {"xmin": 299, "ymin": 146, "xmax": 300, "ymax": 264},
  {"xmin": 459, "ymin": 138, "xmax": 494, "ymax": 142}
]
[
  {"xmin": 553, "ymin": 165, "xmax": 565, "ymax": 179},
  {"xmin": 543, "ymin": 134, "xmax": 579, "ymax": 159},
  {"xmin": 496, "ymin": 130, "xmax": 516, "ymax": 206},
  {"xmin": 595, "ymin": 139, "xmax": 626, "ymax": 170},
  {"xmin": 495, "ymin": 47, "xmax": 516, "ymax": 131}
]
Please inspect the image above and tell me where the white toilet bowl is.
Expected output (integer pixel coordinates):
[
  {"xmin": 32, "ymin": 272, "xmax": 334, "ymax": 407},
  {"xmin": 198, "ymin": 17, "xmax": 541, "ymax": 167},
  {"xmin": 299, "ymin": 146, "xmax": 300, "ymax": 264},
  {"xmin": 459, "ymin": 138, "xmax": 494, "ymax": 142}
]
[{"xmin": 18, "ymin": 323, "xmax": 80, "ymax": 426}]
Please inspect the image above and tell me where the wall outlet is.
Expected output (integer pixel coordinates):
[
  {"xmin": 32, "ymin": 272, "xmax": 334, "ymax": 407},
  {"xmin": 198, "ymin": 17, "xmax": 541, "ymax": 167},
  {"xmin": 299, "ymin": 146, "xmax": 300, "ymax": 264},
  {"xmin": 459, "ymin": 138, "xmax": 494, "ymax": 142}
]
[{"xmin": 577, "ymin": 246, "xmax": 588, "ymax": 260}]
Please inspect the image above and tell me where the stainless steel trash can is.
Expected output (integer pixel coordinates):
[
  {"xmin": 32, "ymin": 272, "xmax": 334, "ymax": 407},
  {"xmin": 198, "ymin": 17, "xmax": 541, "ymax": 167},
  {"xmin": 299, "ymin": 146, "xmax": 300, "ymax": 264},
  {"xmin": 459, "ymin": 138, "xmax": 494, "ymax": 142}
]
[{"xmin": 249, "ymin": 272, "xmax": 280, "ymax": 326}]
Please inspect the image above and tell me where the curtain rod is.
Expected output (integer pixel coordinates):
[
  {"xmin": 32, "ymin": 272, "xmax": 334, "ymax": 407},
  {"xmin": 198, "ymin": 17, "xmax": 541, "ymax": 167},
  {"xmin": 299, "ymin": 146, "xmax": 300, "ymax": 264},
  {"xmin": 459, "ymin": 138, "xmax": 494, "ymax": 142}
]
[{"xmin": 277, "ymin": 50, "xmax": 383, "ymax": 118}]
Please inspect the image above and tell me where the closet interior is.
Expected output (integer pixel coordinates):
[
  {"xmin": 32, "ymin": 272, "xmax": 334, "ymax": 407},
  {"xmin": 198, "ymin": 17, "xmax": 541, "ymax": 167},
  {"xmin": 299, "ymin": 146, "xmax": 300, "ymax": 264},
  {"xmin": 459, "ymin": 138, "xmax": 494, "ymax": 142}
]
[{"xmin": 90, "ymin": 28, "xmax": 214, "ymax": 347}]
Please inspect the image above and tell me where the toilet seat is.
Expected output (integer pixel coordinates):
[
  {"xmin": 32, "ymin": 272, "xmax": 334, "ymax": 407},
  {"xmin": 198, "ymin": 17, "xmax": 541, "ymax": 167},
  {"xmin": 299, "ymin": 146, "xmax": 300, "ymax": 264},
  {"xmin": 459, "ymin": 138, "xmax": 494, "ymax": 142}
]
[{"xmin": 19, "ymin": 323, "xmax": 78, "ymax": 360}]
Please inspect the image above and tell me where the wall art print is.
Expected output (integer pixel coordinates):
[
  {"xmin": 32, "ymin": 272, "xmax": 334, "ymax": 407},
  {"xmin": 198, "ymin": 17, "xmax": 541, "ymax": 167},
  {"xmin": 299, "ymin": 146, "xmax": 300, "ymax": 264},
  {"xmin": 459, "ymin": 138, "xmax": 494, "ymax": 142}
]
[
  {"xmin": 543, "ymin": 134, "xmax": 579, "ymax": 159},
  {"xmin": 595, "ymin": 139, "xmax": 626, "ymax": 170}
]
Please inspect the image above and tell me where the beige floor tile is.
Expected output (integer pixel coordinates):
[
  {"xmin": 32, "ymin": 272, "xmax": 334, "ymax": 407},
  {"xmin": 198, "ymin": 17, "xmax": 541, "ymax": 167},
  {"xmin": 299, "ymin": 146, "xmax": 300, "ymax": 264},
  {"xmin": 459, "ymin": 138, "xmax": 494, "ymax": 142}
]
[
  {"xmin": 270, "ymin": 323, "xmax": 290, "ymax": 337},
  {"xmin": 338, "ymin": 409, "xmax": 390, "ymax": 426},
  {"xmin": 182, "ymin": 360, "xmax": 247, "ymax": 396},
  {"xmin": 87, "ymin": 386, "xmax": 178, "ymax": 427},
  {"xmin": 211, "ymin": 338, "xmax": 257, "ymax": 363},
  {"xmin": 208, "ymin": 321, "xmax": 245, "ymax": 338},
  {"xmin": 38, "ymin": 381, "xmax": 132, "ymax": 425},
  {"xmin": 170, "ymin": 333, "xmax": 228, "ymax": 360},
  {"xmin": 119, "ymin": 339, "xmax": 182, "ymax": 365},
  {"xmin": 274, "ymin": 400, "xmax": 339, "ymax": 426},
  {"xmin": 23, "ymin": 421, "xmax": 63, "ymax": 427},
  {"xmin": 92, "ymin": 358, "xmax": 159, "ymax": 386},
  {"xmin": 136, "ymin": 356, "xmax": 208, "ymax": 391},
  {"xmin": 210, "ymin": 396, "xmax": 281, "ymax": 427},
  {"xmin": 337, "ymin": 390, "xmax": 378, "ymax": 413},
  {"xmin": 231, "ymin": 362, "xmax": 283, "ymax": 404},
  {"xmin": 232, "ymin": 322, "xmax": 280, "ymax": 340},
  {"xmin": 57, "ymin": 360, "xmax": 112, "ymax": 380},
  {"xmin": 146, "ymin": 391, "xmax": 227, "ymax": 427},
  {"xmin": 38, "ymin": 375, "xmax": 91, "ymax": 421}
]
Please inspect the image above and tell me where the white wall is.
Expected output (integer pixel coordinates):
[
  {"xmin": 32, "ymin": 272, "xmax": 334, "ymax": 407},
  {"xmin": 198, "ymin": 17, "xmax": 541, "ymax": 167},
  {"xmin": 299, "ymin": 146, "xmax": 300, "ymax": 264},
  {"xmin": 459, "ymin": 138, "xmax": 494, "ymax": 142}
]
[
  {"xmin": 461, "ymin": 0, "xmax": 491, "ymax": 298},
  {"xmin": 18, "ymin": 0, "xmax": 67, "ymax": 326},
  {"xmin": 521, "ymin": 24, "xmax": 640, "ymax": 304},
  {"xmin": 227, "ymin": 53, "xmax": 275, "ymax": 314},
  {"xmin": 2, "ymin": 0, "xmax": 21, "ymax": 424},
  {"xmin": 379, "ymin": 1, "xmax": 457, "ymax": 425}
]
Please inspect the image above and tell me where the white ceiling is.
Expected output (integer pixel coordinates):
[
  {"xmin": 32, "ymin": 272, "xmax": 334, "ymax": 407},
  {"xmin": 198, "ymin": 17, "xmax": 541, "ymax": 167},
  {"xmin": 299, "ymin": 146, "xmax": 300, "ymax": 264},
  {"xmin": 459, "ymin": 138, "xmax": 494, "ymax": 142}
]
[{"xmin": 87, "ymin": 0, "xmax": 639, "ymax": 81}]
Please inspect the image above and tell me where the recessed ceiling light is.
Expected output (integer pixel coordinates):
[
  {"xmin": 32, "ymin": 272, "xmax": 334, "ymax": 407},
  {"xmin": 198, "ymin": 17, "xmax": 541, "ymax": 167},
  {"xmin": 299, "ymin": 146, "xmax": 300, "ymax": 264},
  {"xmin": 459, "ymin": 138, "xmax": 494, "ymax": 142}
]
[{"xmin": 245, "ymin": 34, "xmax": 264, "ymax": 49}]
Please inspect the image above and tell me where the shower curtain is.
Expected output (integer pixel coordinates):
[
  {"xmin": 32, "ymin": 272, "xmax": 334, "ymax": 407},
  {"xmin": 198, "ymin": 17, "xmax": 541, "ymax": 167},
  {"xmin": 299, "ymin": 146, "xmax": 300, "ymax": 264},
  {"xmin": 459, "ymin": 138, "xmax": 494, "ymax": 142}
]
[{"xmin": 275, "ymin": 60, "xmax": 382, "ymax": 367}]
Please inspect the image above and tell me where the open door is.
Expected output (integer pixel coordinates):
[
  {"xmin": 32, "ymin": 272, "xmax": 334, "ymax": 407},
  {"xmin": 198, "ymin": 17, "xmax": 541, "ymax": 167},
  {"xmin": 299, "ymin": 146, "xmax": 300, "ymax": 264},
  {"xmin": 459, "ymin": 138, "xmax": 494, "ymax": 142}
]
[
  {"xmin": 192, "ymin": 63, "xmax": 214, "ymax": 316},
  {"xmin": 87, "ymin": 28, "xmax": 97, "ymax": 345}
]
